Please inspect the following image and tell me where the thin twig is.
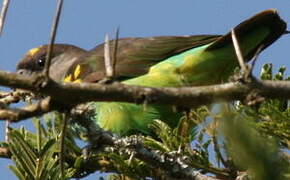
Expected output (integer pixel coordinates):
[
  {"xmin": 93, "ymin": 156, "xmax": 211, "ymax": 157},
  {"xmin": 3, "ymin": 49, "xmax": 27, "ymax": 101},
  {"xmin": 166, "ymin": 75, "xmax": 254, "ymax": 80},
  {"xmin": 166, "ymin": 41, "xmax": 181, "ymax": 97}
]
[
  {"xmin": 250, "ymin": 45, "xmax": 264, "ymax": 72},
  {"xmin": 36, "ymin": 119, "xmax": 42, "ymax": 154},
  {"xmin": 212, "ymin": 133, "xmax": 227, "ymax": 168},
  {"xmin": 231, "ymin": 29, "xmax": 247, "ymax": 73},
  {"xmin": 5, "ymin": 120, "xmax": 9, "ymax": 141},
  {"xmin": 0, "ymin": 97, "xmax": 52, "ymax": 121},
  {"xmin": 0, "ymin": 0, "xmax": 10, "ymax": 35},
  {"xmin": 112, "ymin": 27, "xmax": 120, "ymax": 77},
  {"xmin": 60, "ymin": 113, "xmax": 68, "ymax": 179},
  {"xmin": 0, "ymin": 147, "xmax": 10, "ymax": 158},
  {"xmin": 88, "ymin": 133, "xmax": 227, "ymax": 179},
  {"xmin": 44, "ymin": 0, "xmax": 64, "ymax": 78},
  {"xmin": 104, "ymin": 33, "xmax": 113, "ymax": 78},
  {"xmin": 0, "ymin": 90, "xmax": 33, "ymax": 140},
  {"xmin": 0, "ymin": 90, "xmax": 32, "ymax": 107}
]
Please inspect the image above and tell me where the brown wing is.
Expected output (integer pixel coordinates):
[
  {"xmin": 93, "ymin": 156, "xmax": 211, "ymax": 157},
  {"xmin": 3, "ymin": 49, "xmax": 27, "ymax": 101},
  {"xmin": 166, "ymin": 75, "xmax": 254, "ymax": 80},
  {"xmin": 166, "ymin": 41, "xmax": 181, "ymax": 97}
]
[{"xmin": 65, "ymin": 35, "xmax": 220, "ymax": 82}]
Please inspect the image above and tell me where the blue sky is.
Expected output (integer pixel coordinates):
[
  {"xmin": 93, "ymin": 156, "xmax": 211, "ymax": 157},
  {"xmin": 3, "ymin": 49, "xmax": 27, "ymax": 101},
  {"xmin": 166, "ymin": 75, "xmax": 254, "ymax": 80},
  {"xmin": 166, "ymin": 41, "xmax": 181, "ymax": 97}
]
[{"xmin": 0, "ymin": 1, "xmax": 290, "ymax": 179}]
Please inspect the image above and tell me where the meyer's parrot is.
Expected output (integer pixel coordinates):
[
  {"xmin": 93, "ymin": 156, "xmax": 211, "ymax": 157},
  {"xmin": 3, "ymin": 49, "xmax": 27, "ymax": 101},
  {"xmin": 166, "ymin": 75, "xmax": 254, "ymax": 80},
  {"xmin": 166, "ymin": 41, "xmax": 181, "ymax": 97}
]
[{"xmin": 17, "ymin": 9, "xmax": 287, "ymax": 136}]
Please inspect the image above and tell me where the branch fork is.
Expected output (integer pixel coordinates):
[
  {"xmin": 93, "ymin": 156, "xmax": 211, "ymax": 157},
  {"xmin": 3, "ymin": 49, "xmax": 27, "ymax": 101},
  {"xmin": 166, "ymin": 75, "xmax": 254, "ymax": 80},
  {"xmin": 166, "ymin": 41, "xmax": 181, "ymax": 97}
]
[{"xmin": 231, "ymin": 29, "xmax": 265, "ymax": 105}]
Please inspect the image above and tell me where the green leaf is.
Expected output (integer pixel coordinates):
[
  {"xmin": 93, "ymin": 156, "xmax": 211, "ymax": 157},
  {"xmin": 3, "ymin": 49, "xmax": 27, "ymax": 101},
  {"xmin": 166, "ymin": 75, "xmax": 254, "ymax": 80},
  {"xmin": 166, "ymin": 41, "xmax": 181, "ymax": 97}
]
[
  {"xmin": 9, "ymin": 131, "xmax": 37, "ymax": 178},
  {"xmin": 8, "ymin": 165, "xmax": 26, "ymax": 180},
  {"xmin": 260, "ymin": 63, "xmax": 272, "ymax": 80},
  {"xmin": 39, "ymin": 139, "xmax": 56, "ymax": 157},
  {"xmin": 143, "ymin": 137, "xmax": 170, "ymax": 152}
]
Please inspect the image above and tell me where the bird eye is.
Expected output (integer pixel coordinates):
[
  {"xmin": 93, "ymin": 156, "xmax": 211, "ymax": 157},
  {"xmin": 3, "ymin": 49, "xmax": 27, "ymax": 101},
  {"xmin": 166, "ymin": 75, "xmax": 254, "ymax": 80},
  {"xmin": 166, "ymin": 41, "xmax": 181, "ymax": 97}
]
[{"xmin": 37, "ymin": 58, "xmax": 46, "ymax": 67}]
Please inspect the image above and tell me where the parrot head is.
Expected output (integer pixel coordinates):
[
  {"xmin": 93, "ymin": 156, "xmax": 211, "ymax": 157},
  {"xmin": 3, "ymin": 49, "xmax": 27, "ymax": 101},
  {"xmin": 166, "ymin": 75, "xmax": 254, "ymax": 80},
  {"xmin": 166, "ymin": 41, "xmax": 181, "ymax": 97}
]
[{"xmin": 17, "ymin": 44, "xmax": 86, "ymax": 81}]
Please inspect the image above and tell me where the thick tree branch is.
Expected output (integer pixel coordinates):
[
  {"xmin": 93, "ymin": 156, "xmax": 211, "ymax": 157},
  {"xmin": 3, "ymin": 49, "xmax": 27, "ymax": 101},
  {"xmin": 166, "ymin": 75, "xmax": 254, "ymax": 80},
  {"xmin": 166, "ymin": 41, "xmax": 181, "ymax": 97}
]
[{"xmin": 0, "ymin": 70, "xmax": 290, "ymax": 121}]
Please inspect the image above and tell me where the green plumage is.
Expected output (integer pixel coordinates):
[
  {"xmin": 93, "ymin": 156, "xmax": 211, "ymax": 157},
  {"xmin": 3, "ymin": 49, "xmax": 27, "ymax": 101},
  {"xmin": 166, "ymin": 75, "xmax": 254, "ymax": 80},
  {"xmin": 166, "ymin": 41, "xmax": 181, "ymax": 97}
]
[
  {"xmin": 93, "ymin": 10, "xmax": 286, "ymax": 135},
  {"xmin": 16, "ymin": 9, "xmax": 287, "ymax": 136},
  {"xmin": 95, "ymin": 28, "xmax": 270, "ymax": 135}
]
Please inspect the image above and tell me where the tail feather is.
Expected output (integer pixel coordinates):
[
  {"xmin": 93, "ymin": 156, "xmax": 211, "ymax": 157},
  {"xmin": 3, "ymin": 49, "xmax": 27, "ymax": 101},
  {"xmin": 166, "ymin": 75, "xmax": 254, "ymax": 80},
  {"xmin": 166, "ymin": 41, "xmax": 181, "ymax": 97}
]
[{"xmin": 206, "ymin": 9, "xmax": 286, "ymax": 61}]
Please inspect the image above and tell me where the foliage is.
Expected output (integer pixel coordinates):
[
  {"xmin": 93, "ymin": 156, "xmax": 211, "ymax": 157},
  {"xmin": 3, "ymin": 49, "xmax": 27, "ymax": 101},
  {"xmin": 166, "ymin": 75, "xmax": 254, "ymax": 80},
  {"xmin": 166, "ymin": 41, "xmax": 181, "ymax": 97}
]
[
  {"xmin": 218, "ymin": 64, "xmax": 290, "ymax": 180},
  {"xmin": 6, "ymin": 116, "xmax": 80, "ymax": 180},
  {"xmin": 219, "ymin": 105, "xmax": 289, "ymax": 180}
]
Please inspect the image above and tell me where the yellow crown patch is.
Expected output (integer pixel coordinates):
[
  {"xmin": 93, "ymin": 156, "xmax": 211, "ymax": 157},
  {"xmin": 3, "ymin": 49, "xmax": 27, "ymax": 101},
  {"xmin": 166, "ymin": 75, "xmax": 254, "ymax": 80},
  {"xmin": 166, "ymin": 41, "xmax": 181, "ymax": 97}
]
[{"xmin": 28, "ymin": 47, "xmax": 41, "ymax": 56}]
